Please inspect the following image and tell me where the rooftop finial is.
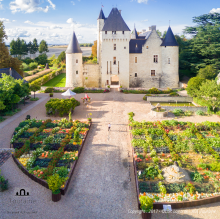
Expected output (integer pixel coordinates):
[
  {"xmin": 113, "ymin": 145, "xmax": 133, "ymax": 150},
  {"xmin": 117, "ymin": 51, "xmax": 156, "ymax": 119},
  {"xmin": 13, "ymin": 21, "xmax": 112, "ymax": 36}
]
[{"xmin": 169, "ymin": 20, "xmax": 170, "ymax": 26}]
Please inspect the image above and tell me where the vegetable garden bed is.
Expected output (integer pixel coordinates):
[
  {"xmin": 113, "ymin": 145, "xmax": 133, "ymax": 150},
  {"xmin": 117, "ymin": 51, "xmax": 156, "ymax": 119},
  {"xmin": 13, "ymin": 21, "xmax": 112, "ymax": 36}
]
[
  {"xmin": 128, "ymin": 115, "xmax": 220, "ymax": 210},
  {"xmin": 10, "ymin": 118, "xmax": 91, "ymax": 196}
]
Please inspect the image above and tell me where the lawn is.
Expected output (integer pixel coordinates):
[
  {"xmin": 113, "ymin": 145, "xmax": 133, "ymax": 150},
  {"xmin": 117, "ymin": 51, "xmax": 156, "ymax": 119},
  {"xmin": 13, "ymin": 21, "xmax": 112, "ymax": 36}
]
[{"xmin": 43, "ymin": 73, "xmax": 66, "ymax": 87}]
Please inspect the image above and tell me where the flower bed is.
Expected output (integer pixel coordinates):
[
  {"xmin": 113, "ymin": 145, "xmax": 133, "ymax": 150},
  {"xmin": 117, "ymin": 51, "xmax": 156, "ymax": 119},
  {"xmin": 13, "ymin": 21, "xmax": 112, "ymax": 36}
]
[
  {"xmin": 128, "ymin": 114, "xmax": 220, "ymax": 210},
  {"xmin": 11, "ymin": 118, "xmax": 91, "ymax": 196}
]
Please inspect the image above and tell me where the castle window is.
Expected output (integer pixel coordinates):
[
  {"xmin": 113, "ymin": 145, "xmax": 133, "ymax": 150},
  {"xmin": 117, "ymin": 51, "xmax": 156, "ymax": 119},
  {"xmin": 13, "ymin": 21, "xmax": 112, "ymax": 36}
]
[
  {"xmin": 122, "ymin": 31, "xmax": 124, "ymax": 34},
  {"xmin": 113, "ymin": 57, "xmax": 116, "ymax": 65},
  {"xmin": 114, "ymin": 44, "xmax": 116, "ymax": 50},
  {"xmin": 135, "ymin": 57, "xmax": 137, "ymax": 63},
  {"xmin": 112, "ymin": 31, "xmax": 116, "ymax": 34},
  {"xmin": 124, "ymin": 47, "xmax": 126, "ymax": 49},
  {"xmin": 136, "ymin": 44, "xmax": 138, "ymax": 48},
  {"xmin": 154, "ymin": 55, "xmax": 158, "ymax": 63},
  {"xmin": 105, "ymin": 31, "xmax": 107, "ymax": 34},
  {"xmin": 76, "ymin": 70, "xmax": 78, "ymax": 74},
  {"xmin": 151, "ymin": 70, "xmax": 155, "ymax": 76},
  {"xmin": 146, "ymin": 46, "xmax": 148, "ymax": 49},
  {"xmin": 168, "ymin": 58, "xmax": 170, "ymax": 64},
  {"xmin": 76, "ymin": 59, "xmax": 78, "ymax": 63},
  {"xmin": 135, "ymin": 73, "xmax": 137, "ymax": 77}
]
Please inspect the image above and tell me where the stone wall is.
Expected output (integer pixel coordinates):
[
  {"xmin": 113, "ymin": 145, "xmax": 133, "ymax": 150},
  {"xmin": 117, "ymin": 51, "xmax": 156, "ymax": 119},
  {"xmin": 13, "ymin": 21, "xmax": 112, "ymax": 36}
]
[
  {"xmin": 157, "ymin": 106, "xmax": 207, "ymax": 112},
  {"xmin": 82, "ymin": 64, "xmax": 100, "ymax": 88},
  {"xmin": 147, "ymin": 96, "xmax": 193, "ymax": 102}
]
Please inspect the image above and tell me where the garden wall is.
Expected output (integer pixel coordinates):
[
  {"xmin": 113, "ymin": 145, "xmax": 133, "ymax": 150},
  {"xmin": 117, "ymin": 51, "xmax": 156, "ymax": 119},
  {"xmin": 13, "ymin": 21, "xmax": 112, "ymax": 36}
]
[
  {"xmin": 147, "ymin": 96, "xmax": 193, "ymax": 102},
  {"xmin": 160, "ymin": 106, "xmax": 207, "ymax": 112}
]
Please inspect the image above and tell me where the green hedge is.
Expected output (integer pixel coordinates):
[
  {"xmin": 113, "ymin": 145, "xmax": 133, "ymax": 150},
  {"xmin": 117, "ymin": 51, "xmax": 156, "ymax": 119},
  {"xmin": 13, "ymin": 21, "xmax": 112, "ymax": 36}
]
[
  {"xmin": 45, "ymin": 98, "xmax": 80, "ymax": 116},
  {"xmin": 29, "ymin": 67, "xmax": 63, "ymax": 86}
]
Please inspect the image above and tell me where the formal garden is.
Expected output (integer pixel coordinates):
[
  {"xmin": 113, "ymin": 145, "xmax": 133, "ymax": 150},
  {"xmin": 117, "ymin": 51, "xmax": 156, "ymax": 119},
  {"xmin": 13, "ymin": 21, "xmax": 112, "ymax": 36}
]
[
  {"xmin": 10, "ymin": 118, "xmax": 91, "ymax": 201},
  {"xmin": 128, "ymin": 112, "xmax": 220, "ymax": 214}
]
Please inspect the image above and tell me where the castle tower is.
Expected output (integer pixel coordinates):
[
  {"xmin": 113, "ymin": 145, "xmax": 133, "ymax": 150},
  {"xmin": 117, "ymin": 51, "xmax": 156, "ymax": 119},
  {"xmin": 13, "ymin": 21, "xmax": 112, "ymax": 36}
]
[
  {"xmin": 65, "ymin": 31, "xmax": 83, "ymax": 87},
  {"xmin": 100, "ymin": 8, "xmax": 130, "ymax": 88},
  {"xmin": 97, "ymin": 8, "xmax": 105, "ymax": 64},
  {"xmin": 161, "ymin": 26, "xmax": 179, "ymax": 88}
]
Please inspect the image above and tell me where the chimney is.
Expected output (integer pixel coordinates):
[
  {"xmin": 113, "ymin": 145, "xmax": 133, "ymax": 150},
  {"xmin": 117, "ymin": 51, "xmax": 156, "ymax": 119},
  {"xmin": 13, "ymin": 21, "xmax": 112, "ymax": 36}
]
[
  {"xmin": 149, "ymin": 25, "xmax": 156, "ymax": 31},
  {"xmin": 9, "ymin": 68, "xmax": 12, "ymax": 76},
  {"xmin": 119, "ymin": 10, "xmax": 121, "ymax": 14},
  {"xmin": 142, "ymin": 29, "xmax": 146, "ymax": 33}
]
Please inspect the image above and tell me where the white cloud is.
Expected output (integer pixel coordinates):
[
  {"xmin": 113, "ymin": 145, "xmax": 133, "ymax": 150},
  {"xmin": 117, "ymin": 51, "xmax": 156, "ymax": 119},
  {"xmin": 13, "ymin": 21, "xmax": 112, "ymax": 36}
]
[
  {"xmin": 67, "ymin": 18, "xmax": 75, "ymax": 24},
  {"xmin": 9, "ymin": 0, "xmax": 56, "ymax": 13},
  {"xmin": 141, "ymin": 19, "xmax": 148, "ymax": 22},
  {"xmin": 51, "ymin": 33, "xmax": 58, "ymax": 37},
  {"xmin": 210, "ymin": 8, "xmax": 220, "ymax": 13},
  {"xmin": 12, "ymin": 20, "xmax": 16, "ymax": 22},
  {"xmin": 71, "ymin": 1, "xmax": 75, "ymax": 5},
  {"xmin": 0, "ymin": 0, "xmax": 3, "ymax": 10},
  {"xmin": 0, "ymin": 18, "xmax": 11, "ymax": 23},
  {"xmin": 131, "ymin": 0, "xmax": 149, "ymax": 4},
  {"xmin": 50, "ymin": 25, "xmax": 62, "ymax": 29},
  {"xmin": 24, "ymin": 20, "xmax": 34, "ymax": 25}
]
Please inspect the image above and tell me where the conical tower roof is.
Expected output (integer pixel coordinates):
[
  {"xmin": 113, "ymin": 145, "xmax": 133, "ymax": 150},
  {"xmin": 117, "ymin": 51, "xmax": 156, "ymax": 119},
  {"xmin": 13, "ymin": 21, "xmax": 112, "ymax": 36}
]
[
  {"xmin": 161, "ymin": 26, "xmax": 178, "ymax": 47},
  {"xmin": 98, "ymin": 8, "xmax": 105, "ymax": 19},
  {"xmin": 131, "ymin": 25, "xmax": 138, "ymax": 39},
  {"xmin": 66, "ymin": 31, "xmax": 82, "ymax": 54},
  {"xmin": 102, "ymin": 8, "xmax": 130, "ymax": 31}
]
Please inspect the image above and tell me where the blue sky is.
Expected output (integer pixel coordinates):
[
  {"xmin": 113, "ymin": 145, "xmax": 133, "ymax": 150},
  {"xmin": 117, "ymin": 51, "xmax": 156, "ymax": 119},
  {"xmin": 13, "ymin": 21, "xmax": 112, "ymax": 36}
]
[{"xmin": 0, "ymin": 0, "xmax": 220, "ymax": 44}]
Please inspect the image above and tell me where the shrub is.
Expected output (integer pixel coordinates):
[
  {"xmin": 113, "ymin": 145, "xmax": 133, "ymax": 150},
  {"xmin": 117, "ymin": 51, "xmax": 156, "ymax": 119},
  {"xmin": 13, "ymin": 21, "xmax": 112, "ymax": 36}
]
[
  {"xmin": 30, "ymin": 97, "xmax": 39, "ymax": 101},
  {"xmin": 196, "ymin": 110, "xmax": 205, "ymax": 116},
  {"xmin": 44, "ymin": 87, "xmax": 54, "ymax": 93},
  {"xmin": 186, "ymin": 77, "xmax": 205, "ymax": 97},
  {"xmin": 169, "ymin": 92, "xmax": 179, "ymax": 96},
  {"xmin": 22, "ymin": 63, "xmax": 30, "ymax": 71},
  {"xmin": 29, "ymin": 62, "xmax": 38, "ymax": 70},
  {"xmin": 47, "ymin": 174, "xmax": 67, "ymax": 194},
  {"xmin": 0, "ymin": 170, "xmax": 8, "ymax": 192},
  {"xmin": 139, "ymin": 195, "xmax": 154, "ymax": 213},
  {"xmin": 73, "ymin": 87, "xmax": 85, "ymax": 93},
  {"xmin": 148, "ymin": 87, "xmax": 161, "ymax": 94},
  {"xmin": 190, "ymin": 171, "xmax": 204, "ymax": 183},
  {"xmin": 172, "ymin": 109, "xmax": 184, "ymax": 116},
  {"xmin": 56, "ymin": 167, "xmax": 69, "ymax": 178},
  {"xmin": 50, "ymin": 93, "xmax": 53, "ymax": 97}
]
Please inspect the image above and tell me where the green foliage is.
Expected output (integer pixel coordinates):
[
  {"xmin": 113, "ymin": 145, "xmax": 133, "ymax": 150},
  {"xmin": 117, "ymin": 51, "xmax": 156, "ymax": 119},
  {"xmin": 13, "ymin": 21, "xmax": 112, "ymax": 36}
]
[
  {"xmin": 56, "ymin": 167, "xmax": 69, "ymax": 178},
  {"xmin": 139, "ymin": 195, "xmax": 154, "ymax": 213},
  {"xmin": 73, "ymin": 87, "xmax": 85, "ymax": 93},
  {"xmin": 22, "ymin": 62, "xmax": 30, "ymax": 71},
  {"xmin": 196, "ymin": 110, "xmax": 205, "ymax": 116},
  {"xmin": 29, "ymin": 62, "xmax": 38, "ymax": 70},
  {"xmin": 47, "ymin": 174, "xmax": 66, "ymax": 193},
  {"xmin": 45, "ymin": 98, "xmax": 80, "ymax": 116},
  {"xmin": 158, "ymin": 181, "xmax": 167, "ymax": 194},
  {"xmin": 39, "ymin": 40, "xmax": 49, "ymax": 53},
  {"xmin": 144, "ymin": 166, "xmax": 159, "ymax": 179},
  {"xmin": 148, "ymin": 87, "xmax": 161, "ymax": 94},
  {"xmin": 0, "ymin": 170, "xmax": 8, "ymax": 192},
  {"xmin": 44, "ymin": 87, "xmax": 54, "ymax": 93},
  {"xmin": 30, "ymin": 97, "xmax": 39, "ymax": 101},
  {"xmin": 169, "ymin": 92, "xmax": 179, "ymax": 96},
  {"xmin": 57, "ymin": 51, "xmax": 66, "ymax": 63},
  {"xmin": 34, "ymin": 53, "xmax": 48, "ymax": 65},
  {"xmin": 183, "ymin": 182, "xmax": 196, "ymax": 194},
  {"xmin": 197, "ymin": 65, "xmax": 218, "ymax": 80},
  {"xmin": 190, "ymin": 171, "xmax": 204, "ymax": 183},
  {"xmin": 186, "ymin": 77, "xmax": 205, "ymax": 97},
  {"xmin": 172, "ymin": 108, "xmax": 184, "ymax": 116}
]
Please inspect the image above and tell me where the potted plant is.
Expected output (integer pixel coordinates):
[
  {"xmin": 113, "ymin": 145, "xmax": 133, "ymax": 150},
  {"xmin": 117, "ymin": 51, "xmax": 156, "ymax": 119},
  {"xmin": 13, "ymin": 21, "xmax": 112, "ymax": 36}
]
[
  {"xmin": 87, "ymin": 113, "xmax": 92, "ymax": 123},
  {"xmin": 139, "ymin": 194, "xmax": 153, "ymax": 219},
  {"xmin": 47, "ymin": 174, "xmax": 66, "ymax": 202},
  {"xmin": 50, "ymin": 93, "xmax": 53, "ymax": 97}
]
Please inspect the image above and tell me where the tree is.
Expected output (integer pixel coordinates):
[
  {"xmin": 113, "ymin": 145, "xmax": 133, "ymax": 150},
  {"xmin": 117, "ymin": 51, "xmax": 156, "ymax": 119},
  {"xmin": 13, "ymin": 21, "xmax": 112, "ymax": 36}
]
[
  {"xmin": 92, "ymin": 40, "xmax": 97, "ymax": 57},
  {"xmin": 197, "ymin": 80, "xmax": 220, "ymax": 111},
  {"xmin": 21, "ymin": 39, "xmax": 28, "ymax": 58},
  {"xmin": 32, "ymin": 38, "xmax": 39, "ymax": 56},
  {"xmin": 197, "ymin": 65, "xmax": 218, "ymax": 80},
  {"xmin": 186, "ymin": 77, "xmax": 206, "ymax": 97},
  {"xmin": 57, "ymin": 51, "xmax": 65, "ymax": 63},
  {"xmin": 34, "ymin": 53, "xmax": 48, "ymax": 65},
  {"xmin": 156, "ymin": 30, "xmax": 162, "ymax": 37},
  {"xmin": 10, "ymin": 39, "xmax": 17, "ymax": 56},
  {"xmin": 0, "ymin": 21, "xmax": 23, "ymax": 77},
  {"xmin": 39, "ymin": 40, "xmax": 49, "ymax": 53},
  {"xmin": 30, "ymin": 83, "xmax": 41, "ymax": 99}
]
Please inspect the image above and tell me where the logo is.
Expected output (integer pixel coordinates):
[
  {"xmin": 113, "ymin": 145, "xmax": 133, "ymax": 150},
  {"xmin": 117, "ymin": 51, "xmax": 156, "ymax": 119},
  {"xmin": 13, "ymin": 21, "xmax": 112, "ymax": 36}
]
[{"xmin": 15, "ymin": 188, "xmax": 30, "ymax": 196}]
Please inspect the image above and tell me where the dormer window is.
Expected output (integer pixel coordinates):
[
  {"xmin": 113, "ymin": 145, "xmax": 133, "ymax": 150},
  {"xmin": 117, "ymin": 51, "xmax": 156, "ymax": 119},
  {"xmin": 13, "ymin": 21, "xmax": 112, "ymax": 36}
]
[
  {"xmin": 112, "ymin": 31, "xmax": 116, "ymax": 34},
  {"xmin": 105, "ymin": 31, "xmax": 107, "ymax": 34},
  {"xmin": 136, "ymin": 44, "xmax": 138, "ymax": 48},
  {"xmin": 122, "ymin": 31, "xmax": 124, "ymax": 34}
]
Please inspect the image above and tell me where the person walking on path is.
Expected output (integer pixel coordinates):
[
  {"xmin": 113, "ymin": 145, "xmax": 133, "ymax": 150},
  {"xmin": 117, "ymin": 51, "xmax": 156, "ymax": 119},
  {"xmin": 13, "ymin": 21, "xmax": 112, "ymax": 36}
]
[{"xmin": 108, "ymin": 123, "xmax": 111, "ymax": 131}]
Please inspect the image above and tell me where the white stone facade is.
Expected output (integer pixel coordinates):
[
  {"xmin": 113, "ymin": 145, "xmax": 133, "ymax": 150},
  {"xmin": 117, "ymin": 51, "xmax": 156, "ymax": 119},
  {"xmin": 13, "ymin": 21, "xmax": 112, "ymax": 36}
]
[{"xmin": 66, "ymin": 8, "xmax": 179, "ymax": 89}]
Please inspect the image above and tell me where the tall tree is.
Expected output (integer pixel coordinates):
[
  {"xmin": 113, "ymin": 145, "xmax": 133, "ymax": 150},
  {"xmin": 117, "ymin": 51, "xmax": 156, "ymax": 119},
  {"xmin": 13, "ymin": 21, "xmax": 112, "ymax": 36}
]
[
  {"xmin": 0, "ymin": 21, "xmax": 23, "ymax": 77},
  {"xmin": 39, "ymin": 40, "xmax": 49, "ymax": 53},
  {"xmin": 32, "ymin": 38, "xmax": 38, "ymax": 56},
  {"xmin": 21, "ymin": 39, "xmax": 28, "ymax": 58}
]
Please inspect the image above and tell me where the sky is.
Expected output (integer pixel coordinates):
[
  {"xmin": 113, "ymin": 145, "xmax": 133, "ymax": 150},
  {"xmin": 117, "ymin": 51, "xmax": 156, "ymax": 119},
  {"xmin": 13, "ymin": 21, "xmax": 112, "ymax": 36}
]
[{"xmin": 0, "ymin": 0, "xmax": 220, "ymax": 45}]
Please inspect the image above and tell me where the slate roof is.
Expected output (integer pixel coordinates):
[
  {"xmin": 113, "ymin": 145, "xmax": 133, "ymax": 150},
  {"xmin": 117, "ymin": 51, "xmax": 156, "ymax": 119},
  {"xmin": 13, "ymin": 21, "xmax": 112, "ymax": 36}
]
[
  {"xmin": 161, "ymin": 26, "xmax": 179, "ymax": 47},
  {"xmin": 129, "ymin": 39, "xmax": 146, "ymax": 53},
  {"xmin": 139, "ymin": 31, "xmax": 152, "ymax": 40},
  {"xmin": 131, "ymin": 26, "xmax": 138, "ymax": 39},
  {"xmin": 98, "ymin": 8, "xmax": 105, "ymax": 19},
  {"xmin": 0, "ymin": 67, "xmax": 24, "ymax": 80},
  {"xmin": 66, "ymin": 31, "xmax": 82, "ymax": 54},
  {"xmin": 102, "ymin": 8, "xmax": 130, "ymax": 31}
]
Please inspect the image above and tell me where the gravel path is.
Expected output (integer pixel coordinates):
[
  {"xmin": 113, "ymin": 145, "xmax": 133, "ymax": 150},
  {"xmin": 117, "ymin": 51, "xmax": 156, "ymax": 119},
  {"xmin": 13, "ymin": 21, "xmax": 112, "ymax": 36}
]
[{"xmin": 1, "ymin": 91, "xmax": 220, "ymax": 219}]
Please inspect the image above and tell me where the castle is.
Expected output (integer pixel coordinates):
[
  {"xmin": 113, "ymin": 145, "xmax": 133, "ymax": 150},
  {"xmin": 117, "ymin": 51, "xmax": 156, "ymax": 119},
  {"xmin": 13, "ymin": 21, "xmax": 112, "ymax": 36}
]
[{"xmin": 66, "ymin": 8, "xmax": 179, "ymax": 89}]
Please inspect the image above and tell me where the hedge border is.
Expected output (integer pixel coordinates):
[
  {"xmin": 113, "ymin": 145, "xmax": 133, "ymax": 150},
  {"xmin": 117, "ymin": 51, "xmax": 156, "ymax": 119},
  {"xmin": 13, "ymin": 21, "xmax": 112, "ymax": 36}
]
[
  {"xmin": 128, "ymin": 122, "xmax": 220, "ymax": 213},
  {"xmin": 11, "ymin": 122, "xmax": 91, "ymax": 196}
]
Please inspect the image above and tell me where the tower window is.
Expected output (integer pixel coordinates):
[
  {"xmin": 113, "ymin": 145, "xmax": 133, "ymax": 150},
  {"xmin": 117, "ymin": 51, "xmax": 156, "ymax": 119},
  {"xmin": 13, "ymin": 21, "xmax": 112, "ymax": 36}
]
[
  {"xmin": 105, "ymin": 31, "xmax": 107, "ymax": 34},
  {"xmin": 154, "ymin": 55, "xmax": 158, "ymax": 63},
  {"xmin": 76, "ymin": 59, "xmax": 78, "ymax": 63},
  {"xmin": 76, "ymin": 70, "xmax": 78, "ymax": 74},
  {"xmin": 112, "ymin": 31, "xmax": 116, "ymax": 34},
  {"xmin": 135, "ymin": 73, "xmax": 137, "ymax": 77},
  {"xmin": 135, "ymin": 57, "xmax": 137, "ymax": 63},
  {"xmin": 124, "ymin": 47, "xmax": 126, "ymax": 49},
  {"xmin": 113, "ymin": 57, "xmax": 116, "ymax": 65},
  {"xmin": 146, "ymin": 46, "xmax": 148, "ymax": 49},
  {"xmin": 168, "ymin": 58, "xmax": 170, "ymax": 64},
  {"xmin": 122, "ymin": 31, "xmax": 124, "ymax": 34},
  {"xmin": 151, "ymin": 70, "xmax": 155, "ymax": 76},
  {"xmin": 114, "ymin": 44, "xmax": 116, "ymax": 50}
]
